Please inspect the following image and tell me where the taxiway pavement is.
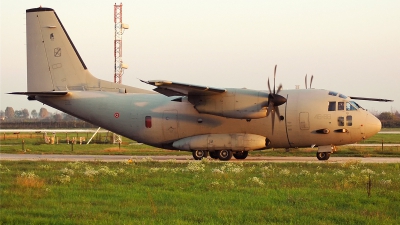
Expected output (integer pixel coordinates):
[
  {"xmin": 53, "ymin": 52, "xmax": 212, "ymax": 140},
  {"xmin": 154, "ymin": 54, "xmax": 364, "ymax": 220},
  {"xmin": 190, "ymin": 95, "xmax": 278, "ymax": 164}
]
[{"xmin": 1, "ymin": 154, "xmax": 400, "ymax": 163}]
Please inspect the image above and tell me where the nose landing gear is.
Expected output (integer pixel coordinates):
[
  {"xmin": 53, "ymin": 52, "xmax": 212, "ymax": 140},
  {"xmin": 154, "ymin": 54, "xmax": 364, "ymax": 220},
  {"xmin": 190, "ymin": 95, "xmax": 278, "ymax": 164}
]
[
  {"xmin": 316, "ymin": 145, "xmax": 335, "ymax": 160},
  {"xmin": 316, "ymin": 152, "xmax": 331, "ymax": 160}
]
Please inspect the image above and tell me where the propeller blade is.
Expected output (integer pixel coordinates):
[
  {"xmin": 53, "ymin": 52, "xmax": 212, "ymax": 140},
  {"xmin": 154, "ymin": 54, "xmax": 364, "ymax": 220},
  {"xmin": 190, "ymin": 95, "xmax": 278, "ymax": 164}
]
[
  {"xmin": 305, "ymin": 74, "xmax": 307, "ymax": 89},
  {"xmin": 266, "ymin": 64, "xmax": 287, "ymax": 135},
  {"xmin": 276, "ymin": 84, "xmax": 283, "ymax": 94},
  {"xmin": 275, "ymin": 106, "xmax": 281, "ymax": 119},
  {"xmin": 267, "ymin": 78, "xmax": 272, "ymax": 94},
  {"xmin": 271, "ymin": 107, "xmax": 275, "ymax": 135},
  {"xmin": 273, "ymin": 65, "xmax": 277, "ymax": 94},
  {"xmin": 310, "ymin": 75, "xmax": 314, "ymax": 89},
  {"xmin": 266, "ymin": 101, "xmax": 273, "ymax": 117}
]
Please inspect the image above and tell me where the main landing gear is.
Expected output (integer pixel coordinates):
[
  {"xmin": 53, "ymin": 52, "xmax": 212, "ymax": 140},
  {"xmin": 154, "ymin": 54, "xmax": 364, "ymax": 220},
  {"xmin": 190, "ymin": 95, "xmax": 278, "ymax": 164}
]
[
  {"xmin": 216, "ymin": 150, "xmax": 233, "ymax": 161},
  {"xmin": 192, "ymin": 150, "xmax": 209, "ymax": 160},
  {"xmin": 192, "ymin": 150, "xmax": 248, "ymax": 161},
  {"xmin": 233, "ymin": 151, "xmax": 248, "ymax": 160}
]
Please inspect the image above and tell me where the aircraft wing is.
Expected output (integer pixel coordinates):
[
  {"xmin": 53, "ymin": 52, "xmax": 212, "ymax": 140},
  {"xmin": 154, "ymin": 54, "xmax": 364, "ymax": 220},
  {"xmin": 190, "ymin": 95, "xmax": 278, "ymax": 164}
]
[
  {"xmin": 349, "ymin": 96, "xmax": 393, "ymax": 102},
  {"xmin": 140, "ymin": 80, "xmax": 226, "ymax": 96}
]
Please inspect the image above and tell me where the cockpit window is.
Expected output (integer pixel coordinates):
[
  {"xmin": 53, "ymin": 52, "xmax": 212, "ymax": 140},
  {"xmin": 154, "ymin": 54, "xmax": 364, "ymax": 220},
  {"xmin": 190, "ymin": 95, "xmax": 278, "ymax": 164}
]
[
  {"xmin": 339, "ymin": 94, "xmax": 347, "ymax": 99},
  {"xmin": 328, "ymin": 101, "xmax": 336, "ymax": 111},
  {"xmin": 328, "ymin": 91, "xmax": 338, "ymax": 96},
  {"xmin": 346, "ymin": 101, "xmax": 358, "ymax": 111},
  {"xmin": 338, "ymin": 102, "xmax": 345, "ymax": 110}
]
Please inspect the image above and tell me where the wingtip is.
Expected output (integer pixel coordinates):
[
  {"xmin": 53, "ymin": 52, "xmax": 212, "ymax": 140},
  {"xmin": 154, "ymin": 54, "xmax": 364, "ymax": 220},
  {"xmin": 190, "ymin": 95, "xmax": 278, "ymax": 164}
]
[{"xmin": 138, "ymin": 78, "xmax": 149, "ymax": 84}]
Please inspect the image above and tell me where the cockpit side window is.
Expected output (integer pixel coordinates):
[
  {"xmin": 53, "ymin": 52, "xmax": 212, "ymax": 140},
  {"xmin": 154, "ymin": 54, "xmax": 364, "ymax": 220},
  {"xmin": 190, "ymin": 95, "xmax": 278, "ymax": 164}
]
[
  {"xmin": 338, "ymin": 102, "xmax": 345, "ymax": 110},
  {"xmin": 346, "ymin": 102, "xmax": 357, "ymax": 111},
  {"xmin": 339, "ymin": 94, "xmax": 347, "ymax": 99},
  {"xmin": 351, "ymin": 101, "xmax": 364, "ymax": 110},
  {"xmin": 328, "ymin": 101, "xmax": 336, "ymax": 111}
]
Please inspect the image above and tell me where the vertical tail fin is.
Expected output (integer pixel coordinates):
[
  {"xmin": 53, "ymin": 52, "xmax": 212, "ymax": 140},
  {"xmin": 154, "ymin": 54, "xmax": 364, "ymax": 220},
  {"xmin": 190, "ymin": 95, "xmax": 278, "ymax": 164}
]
[
  {"xmin": 26, "ymin": 7, "xmax": 149, "ymax": 93},
  {"xmin": 26, "ymin": 7, "xmax": 92, "ymax": 92}
]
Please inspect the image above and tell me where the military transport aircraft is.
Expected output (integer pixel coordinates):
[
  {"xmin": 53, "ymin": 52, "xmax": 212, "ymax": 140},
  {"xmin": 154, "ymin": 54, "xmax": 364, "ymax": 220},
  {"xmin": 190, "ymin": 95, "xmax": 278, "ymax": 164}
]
[{"xmin": 10, "ymin": 7, "xmax": 393, "ymax": 161}]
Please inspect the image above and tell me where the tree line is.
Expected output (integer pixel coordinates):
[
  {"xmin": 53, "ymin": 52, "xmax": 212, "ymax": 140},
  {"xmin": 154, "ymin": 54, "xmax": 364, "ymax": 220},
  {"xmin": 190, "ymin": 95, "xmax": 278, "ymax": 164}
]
[
  {"xmin": 0, "ymin": 107, "xmax": 96, "ymax": 129},
  {"xmin": 377, "ymin": 111, "xmax": 400, "ymax": 128},
  {"xmin": 1, "ymin": 106, "xmax": 84, "ymax": 122},
  {"xmin": 1, "ymin": 107, "xmax": 52, "ymax": 120}
]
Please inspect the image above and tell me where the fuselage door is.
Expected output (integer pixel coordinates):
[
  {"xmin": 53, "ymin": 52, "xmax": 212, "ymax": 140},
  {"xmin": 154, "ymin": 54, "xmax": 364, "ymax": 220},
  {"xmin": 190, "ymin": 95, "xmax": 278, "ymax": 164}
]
[
  {"xmin": 162, "ymin": 110, "xmax": 179, "ymax": 141},
  {"xmin": 299, "ymin": 112, "xmax": 310, "ymax": 130}
]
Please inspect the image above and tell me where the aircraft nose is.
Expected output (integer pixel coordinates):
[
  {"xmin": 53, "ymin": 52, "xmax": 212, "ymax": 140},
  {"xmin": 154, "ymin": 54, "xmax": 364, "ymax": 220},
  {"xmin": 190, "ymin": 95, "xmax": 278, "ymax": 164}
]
[{"xmin": 364, "ymin": 113, "xmax": 381, "ymax": 139}]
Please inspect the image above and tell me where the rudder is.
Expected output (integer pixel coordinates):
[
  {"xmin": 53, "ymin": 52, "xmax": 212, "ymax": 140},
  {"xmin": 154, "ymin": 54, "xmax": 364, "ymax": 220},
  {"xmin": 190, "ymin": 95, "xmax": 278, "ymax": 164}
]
[{"xmin": 27, "ymin": 7, "xmax": 93, "ymax": 92}]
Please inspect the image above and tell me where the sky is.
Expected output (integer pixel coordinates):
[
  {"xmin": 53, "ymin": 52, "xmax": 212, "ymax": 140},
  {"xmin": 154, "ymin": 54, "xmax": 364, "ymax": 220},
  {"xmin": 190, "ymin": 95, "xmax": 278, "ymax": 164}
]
[{"xmin": 1, "ymin": 0, "xmax": 399, "ymax": 114}]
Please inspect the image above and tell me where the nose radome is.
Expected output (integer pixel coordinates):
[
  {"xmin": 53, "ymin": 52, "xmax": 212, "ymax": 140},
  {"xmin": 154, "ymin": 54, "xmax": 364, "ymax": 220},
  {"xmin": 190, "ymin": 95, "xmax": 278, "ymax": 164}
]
[{"xmin": 364, "ymin": 113, "xmax": 381, "ymax": 138}]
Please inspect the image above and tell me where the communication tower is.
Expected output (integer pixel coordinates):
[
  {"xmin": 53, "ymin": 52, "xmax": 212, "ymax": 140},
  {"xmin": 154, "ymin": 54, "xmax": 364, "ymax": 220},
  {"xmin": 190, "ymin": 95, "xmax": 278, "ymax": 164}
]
[
  {"xmin": 113, "ymin": 3, "xmax": 129, "ymax": 144},
  {"xmin": 114, "ymin": 3, "xmax": 129, "ymax": 84}
]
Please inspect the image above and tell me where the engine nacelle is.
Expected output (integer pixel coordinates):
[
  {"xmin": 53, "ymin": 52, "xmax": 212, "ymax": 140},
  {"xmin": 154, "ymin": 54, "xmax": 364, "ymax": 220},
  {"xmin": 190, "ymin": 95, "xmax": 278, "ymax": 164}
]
[
  {"xmin": 172, "ymin": 133, "xmax": 267, "ymax": 151},
  {"xmin": 188, "ymin": 88, "xmax": 268, "ymax": 119}
]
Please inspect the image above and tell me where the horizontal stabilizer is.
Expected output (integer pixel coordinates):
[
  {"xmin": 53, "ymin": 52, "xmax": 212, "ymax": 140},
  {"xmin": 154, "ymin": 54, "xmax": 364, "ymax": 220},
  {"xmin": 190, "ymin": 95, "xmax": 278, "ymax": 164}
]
[
  {"xmin": 9, "ymin": 91, "xmax": 68, "ymax": 96},
  {"xmin": 9, "ymin": 92, "xmax": 68, "ymax": 100},
  {"xmin": 349, "ymin": 96, "xmax": 393, "ymax": 102}
]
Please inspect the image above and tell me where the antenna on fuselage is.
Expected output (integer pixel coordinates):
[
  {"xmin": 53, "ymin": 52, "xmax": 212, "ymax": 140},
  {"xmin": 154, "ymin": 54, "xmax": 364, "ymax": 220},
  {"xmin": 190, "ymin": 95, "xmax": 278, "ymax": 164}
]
[{"xmin": 305, "ymin": 74, "xmax": 314, "ymax": 89}]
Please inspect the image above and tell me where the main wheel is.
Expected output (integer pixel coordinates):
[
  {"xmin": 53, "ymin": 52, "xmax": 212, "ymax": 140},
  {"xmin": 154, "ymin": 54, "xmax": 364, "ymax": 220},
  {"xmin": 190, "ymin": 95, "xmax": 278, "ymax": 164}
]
[
  {"xmin": 209, "ymin": 151, "xmax": 218, "ymax": 159},
  {"xmin": 316, "ymin": 152, "xmax": 331, "ymax": 160},
  {"xmin": 217, "ymin": 150, "xmax": 233, "ymax": 161},
  {"xmin": 192, "ymin": 150, "xmax": 209, "ymax": 160},
  {"xmin": 233, "ymin": 151, "xmax": 249, "ymax": 160}
]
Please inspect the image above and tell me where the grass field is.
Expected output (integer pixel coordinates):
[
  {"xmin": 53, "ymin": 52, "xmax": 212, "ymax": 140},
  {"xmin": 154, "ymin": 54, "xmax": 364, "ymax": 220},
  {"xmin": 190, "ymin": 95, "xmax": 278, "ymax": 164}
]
[
  {"xmin": 1, "ymin": 131, "xmax": 400, "ymax": 158},
  {"xmin": 0, "ymin": 160, "xmax": 399, "ymax": 224}
]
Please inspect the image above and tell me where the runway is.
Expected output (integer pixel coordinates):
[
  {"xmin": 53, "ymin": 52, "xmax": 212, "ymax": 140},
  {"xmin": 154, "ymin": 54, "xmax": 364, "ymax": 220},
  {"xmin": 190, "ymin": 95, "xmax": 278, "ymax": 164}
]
[{"xmin": 1, "ymin": 154, "xmax": 400, "ymax": 163}]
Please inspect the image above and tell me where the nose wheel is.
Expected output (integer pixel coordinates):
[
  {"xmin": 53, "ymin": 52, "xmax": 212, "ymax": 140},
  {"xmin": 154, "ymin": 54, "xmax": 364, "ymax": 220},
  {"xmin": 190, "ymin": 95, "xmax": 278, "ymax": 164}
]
[{"xmin": 316, "ymin": 152, "xmax": 331, "ymax": 160}]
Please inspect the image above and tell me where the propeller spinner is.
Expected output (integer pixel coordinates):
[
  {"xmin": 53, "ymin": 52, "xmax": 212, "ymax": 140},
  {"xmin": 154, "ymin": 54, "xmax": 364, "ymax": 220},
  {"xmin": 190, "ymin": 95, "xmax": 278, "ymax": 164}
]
[{"xmin": 266, "ymin": 65, "xmax": 287, "ymax": 134}]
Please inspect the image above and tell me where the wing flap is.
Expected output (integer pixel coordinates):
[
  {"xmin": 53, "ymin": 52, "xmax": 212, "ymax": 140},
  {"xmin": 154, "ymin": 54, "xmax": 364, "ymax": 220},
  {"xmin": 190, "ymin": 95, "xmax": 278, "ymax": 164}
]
[{"xmin": 141, "ymin": 80, "xmax": 226, "ymax": 96}]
